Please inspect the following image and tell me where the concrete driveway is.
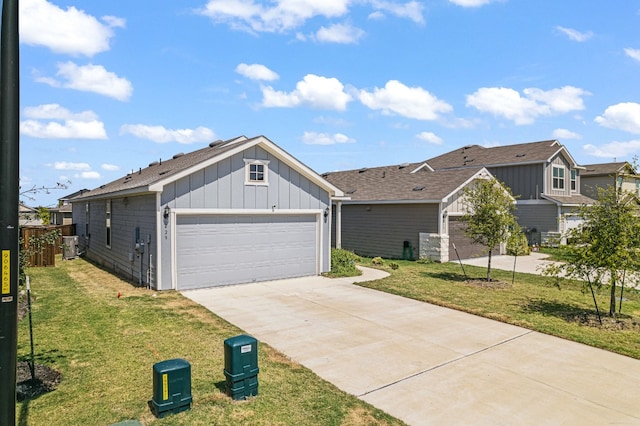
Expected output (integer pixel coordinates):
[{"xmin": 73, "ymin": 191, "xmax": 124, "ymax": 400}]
[{"xmin": 183, "ymin": 268, "xmax": 640, "ymax": 425}]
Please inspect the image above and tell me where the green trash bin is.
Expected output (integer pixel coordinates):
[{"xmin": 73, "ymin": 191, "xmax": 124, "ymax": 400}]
[
  {"xmin": 224, "ymin": 334, "xmax": 259, "ymax": 400},
  {"xmin": 151, "ymin": 358, "xmax": 192, "ymax": 418}
]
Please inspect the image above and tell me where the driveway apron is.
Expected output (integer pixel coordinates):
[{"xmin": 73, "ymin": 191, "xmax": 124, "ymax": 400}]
[{"xmin": 183, "ymin": 268, "xmax": 640, "ymax": 425}]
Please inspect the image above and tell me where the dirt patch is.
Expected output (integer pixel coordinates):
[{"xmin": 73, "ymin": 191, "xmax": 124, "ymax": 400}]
[
  {"xmin": 575, "ymin": 313, "xmax": 640, "ymax": 331},
  {"xmin": 16, "ymin": 362, "xmax": 62, "ymax": 401},
  {"xmin": 465, "ymin": 279, "xmax": 511, "ymax": 289}
]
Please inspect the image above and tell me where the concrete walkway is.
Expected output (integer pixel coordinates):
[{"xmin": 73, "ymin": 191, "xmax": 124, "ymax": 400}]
[
  {"xmin": 453, "ymin": 251, "xmax": 561, "ymax": 276},
  {"xmin": 183, "ymin": 267, "xmax": 640, "ymax": 425}
]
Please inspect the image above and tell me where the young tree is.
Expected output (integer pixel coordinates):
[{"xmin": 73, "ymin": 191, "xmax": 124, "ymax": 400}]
[
  {"xmin": 460, "ymin": 177, "xmax": 519, "ymax": 281},
  {"xmin": 548, "ymin": 186, "xmax": 640, "ymax": 317}
]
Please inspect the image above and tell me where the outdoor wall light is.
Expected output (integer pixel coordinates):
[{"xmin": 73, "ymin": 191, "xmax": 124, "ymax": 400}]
[
  {"xmin": 324, "ymin": 206, "xmax": 330, "ymax": 219},
  {"xmin": 163, "ymin": 206, "xmax": 170, "ymax": 219}
]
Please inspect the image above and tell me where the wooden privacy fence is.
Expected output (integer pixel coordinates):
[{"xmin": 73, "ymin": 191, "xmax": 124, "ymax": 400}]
[{"xmin": 21, "ymin": 224, "xmax": 76, "ymax": 267}]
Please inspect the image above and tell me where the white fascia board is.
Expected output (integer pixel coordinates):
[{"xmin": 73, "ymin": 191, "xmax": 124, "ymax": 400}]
[
  {"xmin": 71, "ymin": 187, "xmax": 154, "ymax": 202},
  {"xmin": 547, "ymin": 144, "xmax": 580, "ymax": 168},
  {"xmin": 172, "ymin": 208, "xmax": 323, "ymax": 216},
  {"xmin": 517, "ymin": 199, "xmax": 554, "ymax": 205},
  {"xmin": 148, "ymin": 139, "xmax": 256, "ymax": 192},
  {"xmin": 411, "ymin": 163, "xmax": 433, "ymax": 173},
  {"xmin": 340, "ymin": 199, "xmax": 443, "ymax": 205},
  {"xmin": 331, "ymin": 196, "xmax": 352, "ymax": 201},
  {"xmin": 254, "ymin": 136, "xmax": 345, "ymax": 197}
]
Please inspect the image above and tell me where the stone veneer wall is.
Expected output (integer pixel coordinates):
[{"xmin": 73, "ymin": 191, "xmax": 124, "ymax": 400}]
[{"xmin": 419, "ymin": 233, "xmax": 449, "ymax": 262}]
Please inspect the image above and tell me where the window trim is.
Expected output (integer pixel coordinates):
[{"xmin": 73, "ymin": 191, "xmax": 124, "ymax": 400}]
[
  {"xmin": 570, "ymin": 169, "xmax": 577, "ymax": 192},
  {"xmin": 85, "ymin": 202, "xmax": 90, "ymax": 237},
  {"xmin": 552, "ymin": 165, "xmax": 565, "ymax": 190},
  {"xmin": 106, "ymin": 199, "xmax": 112, "ymax": 249},
  {"xmin": 244, "ymin": 159, "xmax": 270, "ymax": 186}
]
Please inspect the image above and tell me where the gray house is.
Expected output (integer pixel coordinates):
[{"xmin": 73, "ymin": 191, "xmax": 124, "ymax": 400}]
[
  {"xmin": 422, "ymin": 140, "xmax": 595, "ymax": 245},
  {"xmin": 72, "ymin": 135, "xmax": 344, "ymax": 290},
  {"xmin": 324, "ymin": 164, "xmax": 505, "ymax": 261},
  {"xmin": 581, "ymin": 162, "xmax": 640, "ymax": 200}
]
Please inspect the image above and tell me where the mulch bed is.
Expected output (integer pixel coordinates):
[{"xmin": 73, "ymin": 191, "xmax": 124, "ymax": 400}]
[{"xmin": 16, "ymin": 361, "xmax": 62, "ymax": 401}]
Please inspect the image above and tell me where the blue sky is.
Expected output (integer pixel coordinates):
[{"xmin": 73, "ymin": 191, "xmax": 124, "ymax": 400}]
[{"xmin": 18, "ymin": 0, "xmax": 640, "ymax": 207}]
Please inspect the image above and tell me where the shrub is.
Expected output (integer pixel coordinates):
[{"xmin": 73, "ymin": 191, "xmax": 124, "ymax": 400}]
[
  {"xmin": 507, "ymin": 232, "xmax": 530, "ymax": 256},
  {"xmin": 389, "ymin": 262, "xmax": 399, "ymax": 270},
  {"xmin": 372, "ymin": 257, "xmax": 384, "ymax": 266},
  {"xmin": 328, "ymin": 248, "xmax": 361, "ymax": 277}
]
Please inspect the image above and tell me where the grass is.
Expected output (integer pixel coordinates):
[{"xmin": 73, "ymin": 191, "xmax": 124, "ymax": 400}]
[
  {"xmin": 356, "ymin": 258, "xmax": 640, "ymax": 360},
  {"xmin": 17, "ymin": 257, "xmax": 405, "ymax": 426}
]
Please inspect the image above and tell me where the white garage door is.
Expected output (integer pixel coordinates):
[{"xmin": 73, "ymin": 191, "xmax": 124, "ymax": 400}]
[{"xmin": 176, "ymin": 214, "xmax": 318, "ymax": 290}]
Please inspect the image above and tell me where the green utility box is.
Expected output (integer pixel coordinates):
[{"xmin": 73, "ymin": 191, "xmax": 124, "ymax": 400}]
[
  {"xmin": 151, "ymin": 358, "xmax": 192, "ymax": 418},
  {"xmin": 224, "ymin": 334, "xmax": 259, "ymax": 400}
]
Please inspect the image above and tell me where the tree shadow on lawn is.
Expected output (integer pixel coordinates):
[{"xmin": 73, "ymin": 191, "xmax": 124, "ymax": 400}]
[{"xmin": 420, "ymin": 271, "xmax": 469, "ymax": 283}]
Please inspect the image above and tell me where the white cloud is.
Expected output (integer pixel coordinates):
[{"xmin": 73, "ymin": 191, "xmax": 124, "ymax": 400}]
[
  {"xmin": 20, "ymin": 0, "xmax": 124, "ymax": 56},
  {"xmin": 594, "ymin": 103, "xmax": 640, "ymax": 134},
  {"xmin": 583, "ymin": 140, "xmax": 640, "ymax": 158},
  {"xmin": 416, "ymin": 131, "xmax": 443, "ymax": 144},
  {"xmin": 315, "ymin": 23, "xmax": 365, "ymax": 44},
  {"xmin": 624, "ymin": 48, "xmax": 640, "ymax": 62},
  {"xmin": 370, "ymin": 1, "xmax": 424, "ymax": 24},
  {"xmin": 21, "ymin": 119, "xmax": 107, "ymax": 139},
  {"xmin": 23, "ymin": 103, "xmax": 97, "ymax": 121},
  {"xmin": 302, "ymin": 131, "xmax": 356, "ymax": 145},
  {"xmin": 77, "ymin": 171, "xmax": 101, "ymax": 179},
  {"xmin": 235, "ymin": 63, "xmax": 279, "ymax": 81},
  {"xmin": 448, "ymin": 0, "xmax": 499, "ymax": 7},
  {"xmin": 556, "ymin": 26, "xmax": 593, "ymax": 42},
  {"xmin": 262, "ymin": 74, "xmax": 352, "ymax": 110},
  {"xmin": 197, "ymin": 0, "xmax": 422, "ymax": 33},
  {"xmin": 466, "ymin": 86, "xmax": 589, "ymax": 125},
  {"xmin": 52, "ymin": 161, "xmax": 91, "ymax": 171},
  {"xmin": 37, "ymin": 62, "xmax": 133, "ymax": 101},
  {"xmin": 358, "ymin": 80, "xmax": 452, "ymax": 121},
  {"xmin": 120, "ymin": 124, "xmax": 216, "ymax": 144},
  {"xmin": 198, "ymin": 0, "xmax": 349, "ymax": 33},
  {"xmin": 552, "ymin": 128, "xmax": 581, "ymax": 140},
  {"xmin": 101, "ymin": 164, "xmax": 120, "ymax": 171}
]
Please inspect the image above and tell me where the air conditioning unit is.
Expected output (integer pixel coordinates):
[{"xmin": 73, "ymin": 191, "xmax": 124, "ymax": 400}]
[{"xmin": 63, "ymin": 235, "xmax": 79, "ymax": 260}]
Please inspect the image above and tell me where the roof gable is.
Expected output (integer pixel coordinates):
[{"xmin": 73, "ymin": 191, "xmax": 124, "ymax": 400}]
[
  {"xmin": 582, "ymin": 162, "xmax": 637, "ymax": 176},
  {"xmin": 74, "ymin": 135, "xmax": 343, "ymax": 201}
]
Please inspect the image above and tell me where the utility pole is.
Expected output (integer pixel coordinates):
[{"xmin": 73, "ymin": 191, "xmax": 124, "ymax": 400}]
[{"xmin": 0, "ymin": 0, "xmax": 20, "ymax": 424}]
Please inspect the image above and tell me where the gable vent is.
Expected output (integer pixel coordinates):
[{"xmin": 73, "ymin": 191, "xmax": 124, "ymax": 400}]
[{"xmin": 172, "ymin": 152, "xmax": 184, "ymax": 159}]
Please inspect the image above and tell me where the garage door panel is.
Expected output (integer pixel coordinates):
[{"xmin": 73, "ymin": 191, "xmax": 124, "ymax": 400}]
[
  {"xmin": 176, "ymin": 214, "xmax": 318, "ymax": 290},
  {"xmin": 448, "ymin": 217, "xmax": 498, "ymax": 260}
]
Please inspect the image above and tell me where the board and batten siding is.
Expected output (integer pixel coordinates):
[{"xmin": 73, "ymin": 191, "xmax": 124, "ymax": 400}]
[
  {"xmin": 339, "ymin": 203, "xmax": 439, "ymax": 259},
  {"xmin": 161, "ymin": 146, "xmax": 329, "ymax": 210},
  {"xmin": 545, "ymin": 155, "xmax": 573, "ymax": 197},
  {"xmin": 72, "ymin": 194, "xmax": 157, "ymax": 286},
  {"xmin": 159, "ymin": 145, "xmax": 332, "ymax": 290},
  {"xmin": 514, "ymin": 202, "xmax": 558, "ymax": 245},
  {"xmin": 488, "ymin": 164, "xmax": 544, "ymax": 200}
]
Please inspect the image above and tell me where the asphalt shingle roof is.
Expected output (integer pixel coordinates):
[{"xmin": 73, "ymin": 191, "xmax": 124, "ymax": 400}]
[
  {"xmin": 424, "ymin": 140, "xmax": 565, "ymax": 170},
  {"xmin": 74, "ymin": 136, "xmax": 251, "ymax": 199},
  {"xmin": 581, "ymin": 162, "xmax": 629, "ymax": 176},
  {"xmin": 323, "ymin": 164, "xmax": 486, "ymax": 202},
  {"xmin": 541, "ymin": 193, "xmax": 596, "ymax": 206}
]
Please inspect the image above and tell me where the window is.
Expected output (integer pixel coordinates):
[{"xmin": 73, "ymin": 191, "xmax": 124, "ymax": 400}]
[
  {"xmin": 106, "ymin": 200, "xmax": 112, "ymax": 248},
  {"xmin": 552, "ymin": 165, "xmax": 565, "ymax": 190},
  {"xmin": 570, "ymin": 169, "xmax": 577, "ymax": 192},
  {"xmin": 244, "ymin": 159, "xmax": 269, "ymax": 185}
]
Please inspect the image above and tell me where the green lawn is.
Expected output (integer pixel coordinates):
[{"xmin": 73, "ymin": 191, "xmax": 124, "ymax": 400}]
[
  {"xmin": 17, "ymin": 258, "xmax": 405, "ymax": 426},
  {"xmin": 356, "ymin": 257, "xmax": 640, "ymax": 359}
]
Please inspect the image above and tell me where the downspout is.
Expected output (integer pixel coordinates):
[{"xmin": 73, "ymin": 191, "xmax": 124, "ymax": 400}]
[{"xmin": 336, "ymin": 200, "xmax": 342, "ymax": 249}]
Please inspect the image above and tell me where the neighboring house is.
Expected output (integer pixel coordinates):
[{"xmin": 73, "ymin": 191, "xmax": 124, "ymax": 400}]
[
  {"xmin": 19, "ymin": 203, "xmax": 42, "ymax": 227},
  {"xmin": 581, "ymin": 162, "xmax": 640, "ymax": 199},
  {"xmin": 422, "ymin": 140, "xmax": 595, "ymax": 245},
  {"xmin": 50, "ymin": 189, "xmax": 88, "ymax": 225},
  {"xmin": 323, "ymin": 164, "xmax": 507, "ymax": 261},
  {"xmin": 71, "ymin": 135, "xmax": 343, "ymax": 291}
]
